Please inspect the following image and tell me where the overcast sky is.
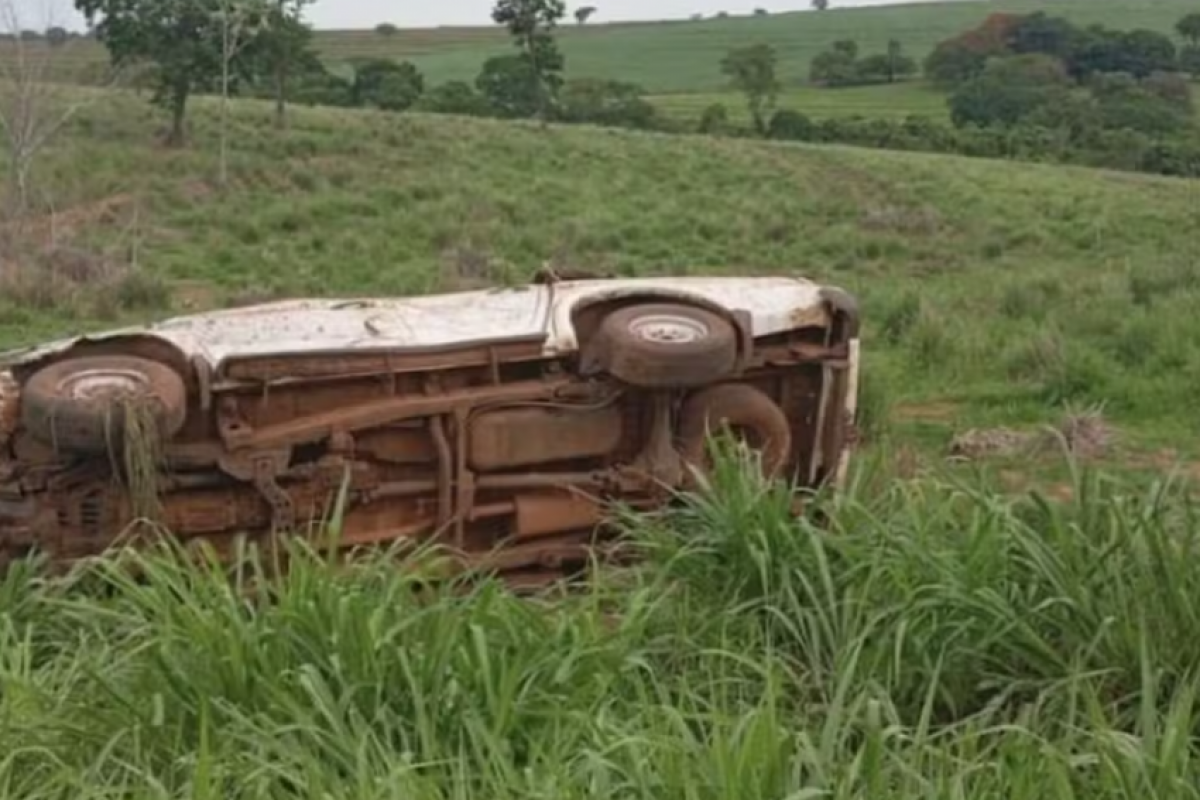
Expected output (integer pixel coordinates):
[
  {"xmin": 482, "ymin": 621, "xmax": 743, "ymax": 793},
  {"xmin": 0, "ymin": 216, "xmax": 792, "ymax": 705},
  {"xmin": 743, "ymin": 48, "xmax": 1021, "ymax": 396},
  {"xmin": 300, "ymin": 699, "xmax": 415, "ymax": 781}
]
[{"xmin": 12, "ymin": 0, "xmax": 933, "ymax": 31}]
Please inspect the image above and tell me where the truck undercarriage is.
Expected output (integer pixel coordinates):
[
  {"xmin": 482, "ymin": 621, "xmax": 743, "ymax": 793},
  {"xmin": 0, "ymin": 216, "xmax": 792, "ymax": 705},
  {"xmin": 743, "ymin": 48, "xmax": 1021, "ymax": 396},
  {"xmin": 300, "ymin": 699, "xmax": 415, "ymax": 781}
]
[{"xmin": 0, "ymin": 288, "xmax": 859, "ymax": 587}]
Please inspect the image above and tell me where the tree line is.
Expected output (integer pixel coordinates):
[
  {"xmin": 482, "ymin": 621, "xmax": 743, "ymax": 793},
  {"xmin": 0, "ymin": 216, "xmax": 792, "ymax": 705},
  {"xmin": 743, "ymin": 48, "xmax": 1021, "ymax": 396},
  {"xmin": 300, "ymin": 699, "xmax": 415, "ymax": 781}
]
[{"xmin": 713, "ymin": 11, "xmax": 1200, "ymax": 179}]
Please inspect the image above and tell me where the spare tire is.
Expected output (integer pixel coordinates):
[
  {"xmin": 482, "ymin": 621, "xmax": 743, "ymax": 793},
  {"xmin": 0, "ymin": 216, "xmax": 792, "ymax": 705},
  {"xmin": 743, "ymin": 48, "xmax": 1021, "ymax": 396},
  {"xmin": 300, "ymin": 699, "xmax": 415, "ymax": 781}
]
[
  {"xmin": 678, "ymin": 383, "xmax": 792, "ymax": 481},
  {"xmin": 593, "ymin": 303, "xmax": 738, "ymax": 388},
  {"xmin": 20, "ymin": 355, "xmax": 188, "ymax": 455}
]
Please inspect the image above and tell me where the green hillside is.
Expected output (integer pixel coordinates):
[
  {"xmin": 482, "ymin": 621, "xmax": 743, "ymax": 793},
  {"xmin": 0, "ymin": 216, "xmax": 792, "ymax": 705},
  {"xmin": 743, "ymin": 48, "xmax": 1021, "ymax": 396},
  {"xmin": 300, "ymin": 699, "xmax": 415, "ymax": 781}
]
[
  {"xmin": 401, "ymin": 0, "xmax": 1195, "ymax": 91},
  {"xmin": 4, "ymin": 89, "xmax": 1199, "ymax": 464}
]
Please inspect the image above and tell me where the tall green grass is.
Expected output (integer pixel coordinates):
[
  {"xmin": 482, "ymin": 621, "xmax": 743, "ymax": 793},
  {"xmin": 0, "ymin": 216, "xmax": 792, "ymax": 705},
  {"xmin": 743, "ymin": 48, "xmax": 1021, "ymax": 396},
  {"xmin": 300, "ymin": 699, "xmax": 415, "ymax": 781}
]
[{"xmin": 3, "ymin": 448, "xmax": 1199, "ymax": 798}]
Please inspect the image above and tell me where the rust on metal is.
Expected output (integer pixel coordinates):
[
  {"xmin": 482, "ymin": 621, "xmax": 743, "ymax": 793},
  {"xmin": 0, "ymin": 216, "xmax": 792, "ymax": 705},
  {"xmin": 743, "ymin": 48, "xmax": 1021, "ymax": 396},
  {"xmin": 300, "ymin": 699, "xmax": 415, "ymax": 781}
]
[{"xmin": 0, "ymin": 275, "xmax": 862, "ymax": 585}]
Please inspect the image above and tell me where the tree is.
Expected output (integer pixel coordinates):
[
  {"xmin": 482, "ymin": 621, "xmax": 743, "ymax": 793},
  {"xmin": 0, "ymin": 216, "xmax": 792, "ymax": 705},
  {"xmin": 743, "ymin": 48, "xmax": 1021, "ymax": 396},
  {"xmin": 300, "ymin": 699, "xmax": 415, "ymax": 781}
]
[
  {"xmin": 809, "ymin": 42, "xmax": 857, "ymax": 85},
  {"xmin": 476, "ymin": 53, "xmax": 541, "ymax": 117},
  {"xmin": 1071, "ymin": 26, "xmax": 1177, "ymax": 79},
  {"xmin": 251, "ymin": 0, "xmax": 316, "ymax": 128},
  {"xmin": 1176, "ymin": 12, "xmax": 1200, "ymax": 46},
  {"xmin": 214, "ymin": 0, "xmax": 270, "ymax": 185},
  {"xmin": 0, "ymin": 1, "xmax": 123, "ymax": 217},
  {"xmin": 574, "ymin": 5, "xmax": 595, "ymax": 24},
  {"xmin": 1008, "ymin": 12, "xmax": 1082, "ymax": 61},
  {"xmin": 375, "ymin": 22, "xmax": 398, "ymax": 36},
  {"xmin": 1181, "ymin": 45, "xmax": 1200, "ymax": 78},
  {"xmin": 923, "ymin": 13, "xmax": 1023, "ymax": 86},
  {"xmin": 74, "ymin": 0, "xmax": 240, "ymax": 146},
  {"xmin": 1089, "ymin": 71, "xmax": 1191, "ymax": 135},
  {"xmin": 419, "ymin": 80, "xmax": 491, "ymax": 116},
  {"xmin": 766, "ymin": 108, "xmax": 814, "ymax": 140},
  {"xmin": 351, "ymin": 59, "xmax": 424, "ymax": 111},
  {"xmin": 883, "ymin": 39, "xmax": 917, "ymax": 82},
  {"xmin": 948, "ymin": 53, "xmax": 1072, "ymax": 128},
  {"xmin": 559, "ymin": 77, "xmax": 656, "ymax": 128},
  {"xmin": 45, "ymin": 25, "xmax": 68, "ymax": 46},
  {"xmin": 491, "ymin": 0, "xmax": 567, "ymax": 123},
  {"xmin": 856, "ymin": 51, "xmax": 917, "ymax": 84},
  {"xmin": 811, "ymin": 0, "xmax": 828, "ymax": 10},
  {"xmin": 720, "ymin": 43, "xmax": 779, "ymax": 135}
]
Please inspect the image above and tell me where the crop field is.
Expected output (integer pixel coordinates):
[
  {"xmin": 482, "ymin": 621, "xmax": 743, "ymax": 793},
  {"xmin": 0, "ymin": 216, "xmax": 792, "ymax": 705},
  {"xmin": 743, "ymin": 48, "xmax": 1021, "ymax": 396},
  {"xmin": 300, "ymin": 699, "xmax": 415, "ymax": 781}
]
[
  {"xmin": 650, "ymin": 82, "xmax": 952, "ymax": 123},
  {"xmin": 2, "ymin": 12, "xmax": 1200, "ymax": 794},
  {"xmin": 395, "ymin": 0, "xmax": 1197, "ymax": 92}
]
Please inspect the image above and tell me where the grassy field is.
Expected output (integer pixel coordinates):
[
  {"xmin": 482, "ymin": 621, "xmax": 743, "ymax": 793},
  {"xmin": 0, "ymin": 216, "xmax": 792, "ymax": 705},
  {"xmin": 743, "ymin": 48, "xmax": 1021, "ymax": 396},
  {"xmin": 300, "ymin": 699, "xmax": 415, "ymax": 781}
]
[
  {"xmin": 3, "ymin": 88, "xmax": 1199, "ymax": 459},
  {"xmin": 3, "ymin": 88, "xmax": 1200, "ymax": 796}
]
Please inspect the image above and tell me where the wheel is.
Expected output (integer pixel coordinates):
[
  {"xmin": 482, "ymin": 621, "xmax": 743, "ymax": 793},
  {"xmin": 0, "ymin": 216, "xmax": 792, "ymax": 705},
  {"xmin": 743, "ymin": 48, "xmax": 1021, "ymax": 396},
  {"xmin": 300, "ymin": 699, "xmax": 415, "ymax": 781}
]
[
  {"xmin": 20, "ymin": 355, "xmax": 188, "ymax": 454},
  {"xmin": 593, "ymin": 303, "xmax": 738, "ymax": 388},
  {"xmin": 678, "ymin": 383, "xmax": 792, "ymax": 481}
]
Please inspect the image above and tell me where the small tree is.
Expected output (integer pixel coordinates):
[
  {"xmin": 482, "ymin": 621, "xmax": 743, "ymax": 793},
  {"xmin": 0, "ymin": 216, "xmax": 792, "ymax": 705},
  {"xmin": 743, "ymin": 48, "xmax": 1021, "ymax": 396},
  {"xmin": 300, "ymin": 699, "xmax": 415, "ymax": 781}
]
[
  {"xmin": 810, "ymin": 43, "xmax": 857, "ymax": 85},
  {"xmin": 1181, "ymin": 45, "xmax": 1200, "ymax": 78},
  {"xmin": 884, "ymin": 39, "xmax": 916, "ymax": 82},
  {"xmin": 215, "ymin": 0, "xmax": 270, "ymax": 185},
  {"xmin": 492, "ymin": 0, "xmax": 567, "ymax": 123},
  {"xmin": 253, "ymin": 0, "xmax": 315, "ymax": 129},
  {"xmin": 720, "ymin": 42, "xmax": 779, "ymax": 135},
  {"xmin": 948, "ymin": 53, "xmax": 1072, "ymax": 128},
  {"xmin": 0, "ymin": 1, "xmax": 123, "ymax": 218},
  {"xmin": 1176, "ymin": 13, "xmax": 1200, "ymax": 47},
  {"xmin": 352, "ymin": 59, "xmax": 425, "ymax": 111},
  {"xmin": 375, "ymin": 22, "xmax": 398, "ymax": 36},
  {"xmin": 574, "ymin": 5, "xmax": 595, "ymax": 24},
  {"xmin": 811, "ymin": 0, "xmax": 828, "ymax": 10},
  {"xmin": 476, "ymin": 53, "xmax": 541, "ymax": 117},
  {"xmin": 74, "ymin": 0, "xmax": 234, "ymax": 147}
]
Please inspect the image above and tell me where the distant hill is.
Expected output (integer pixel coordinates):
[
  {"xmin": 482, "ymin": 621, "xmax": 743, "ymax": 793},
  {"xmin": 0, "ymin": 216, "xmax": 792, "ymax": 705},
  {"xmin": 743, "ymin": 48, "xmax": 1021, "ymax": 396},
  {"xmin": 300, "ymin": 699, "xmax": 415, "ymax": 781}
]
[{"xmin": 7, "ymin": 0, "xmax": 1193, "ymax": 93}]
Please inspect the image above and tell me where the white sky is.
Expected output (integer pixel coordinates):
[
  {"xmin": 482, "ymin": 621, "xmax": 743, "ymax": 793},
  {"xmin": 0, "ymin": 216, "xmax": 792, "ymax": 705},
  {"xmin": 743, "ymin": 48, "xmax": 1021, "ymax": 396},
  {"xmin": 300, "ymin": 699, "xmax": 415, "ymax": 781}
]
[{"xmin": 11, "ymin": 0, "xmax": 934, "ymax": 32}]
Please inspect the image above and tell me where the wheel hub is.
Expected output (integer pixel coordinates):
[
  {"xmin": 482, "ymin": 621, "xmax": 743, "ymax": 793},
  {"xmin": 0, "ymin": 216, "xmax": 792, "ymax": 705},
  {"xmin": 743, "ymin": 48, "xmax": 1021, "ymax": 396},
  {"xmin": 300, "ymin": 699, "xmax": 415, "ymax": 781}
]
[
  {"xmin": 628, "ymin": 314, "xmax": 709, "ymax": 344},
  {"xmin": 58, "ymin": 369, "xmax": 151, "ymax": 402}
]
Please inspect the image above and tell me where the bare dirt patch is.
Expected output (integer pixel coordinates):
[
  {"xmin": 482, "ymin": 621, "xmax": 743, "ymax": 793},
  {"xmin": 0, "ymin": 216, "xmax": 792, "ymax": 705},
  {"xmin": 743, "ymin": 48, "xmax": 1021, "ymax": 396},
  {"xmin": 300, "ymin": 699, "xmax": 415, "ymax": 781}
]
[{"xmin": 892, "ymin": 401, "xmax": 959, "ymax": 423}]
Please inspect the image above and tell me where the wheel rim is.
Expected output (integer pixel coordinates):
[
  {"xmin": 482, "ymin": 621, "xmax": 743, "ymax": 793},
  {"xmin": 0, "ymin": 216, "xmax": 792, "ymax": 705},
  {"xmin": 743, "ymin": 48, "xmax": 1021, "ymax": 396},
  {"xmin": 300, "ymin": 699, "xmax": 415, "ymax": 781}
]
[
  {"xmin": 627, "ymin": 314, "xmax": 709, "ymax": 344},
  {"xmin": 57, "ymin": 369, "xmax": 152, "ymax": 402}
]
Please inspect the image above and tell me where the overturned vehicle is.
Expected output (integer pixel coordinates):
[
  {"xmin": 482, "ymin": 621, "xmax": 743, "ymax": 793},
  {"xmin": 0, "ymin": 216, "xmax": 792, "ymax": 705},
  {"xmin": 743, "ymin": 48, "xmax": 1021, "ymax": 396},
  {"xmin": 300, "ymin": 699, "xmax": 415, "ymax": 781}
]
[{"xmin": 0, "ymin": 274, "xmax": 860, "ymax": 585}]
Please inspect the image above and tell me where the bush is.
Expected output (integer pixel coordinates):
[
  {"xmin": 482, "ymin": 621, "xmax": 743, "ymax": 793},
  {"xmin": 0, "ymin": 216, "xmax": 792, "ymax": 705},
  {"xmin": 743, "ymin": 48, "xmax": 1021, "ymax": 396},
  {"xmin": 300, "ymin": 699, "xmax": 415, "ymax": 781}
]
[
  {"xmin": 475, "ymin": 54, "xmax": 541, "ymax": 118},
  {"xmin": 948, "ymin": 54, "xmax": 1072, "ymax": 128},
  {"xmin": 766, "ymin": 109, "xmax": 814, "ymax": 140},
  {"xmin": 923, "ymin": 13, "xmax": 1023, "ymax": 86},
  {"xmin": 351, "ymin": 59, "xmax": 424, "ymax": 112},
  {"xmin": 559, "ymin": 78, "xmax": 658, "ymax": 129},
  {"xmin": 1181, "ymin": 45, "xmax": 1200, "ymax": 78},
  {"xmin": 417, "ymin": 81, "xmax": 492, "ymax": 117},
  {"xmin": 697, "ymin": 103, "xmax": 732, "ymax": 135},
  {"xmin": 1088, "ymin": 72, "xmax": 1192, "ymax": 136}
]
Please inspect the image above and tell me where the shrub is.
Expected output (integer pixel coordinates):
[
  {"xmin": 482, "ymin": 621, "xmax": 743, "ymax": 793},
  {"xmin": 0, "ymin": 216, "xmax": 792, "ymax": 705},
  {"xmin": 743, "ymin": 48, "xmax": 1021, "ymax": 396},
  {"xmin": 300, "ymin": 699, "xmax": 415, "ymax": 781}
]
[
  {"xmin": 948, "ymin": 54, "xmax": 1072, "ymax": 128},
  {"xmin": 697, "ymin": 103, "xmax": 732, "ymax": 135},
  {"xmin": 475, "ymin": 54, "xmax": 541, "ymax": 118},
  {"xmin": 766, "ymin": 108, "xmax": 814, "ymax": 140},
  {"xmin": 351, "ymin": 59, "xmax": 424, "ymax": 112},
  {"xmin": 417, "ymin": 81, "xmax": 493, "ymax": 117},
  {"xmin": 559, "ymin": 78, "xmax": 658, "ymax": 129}
]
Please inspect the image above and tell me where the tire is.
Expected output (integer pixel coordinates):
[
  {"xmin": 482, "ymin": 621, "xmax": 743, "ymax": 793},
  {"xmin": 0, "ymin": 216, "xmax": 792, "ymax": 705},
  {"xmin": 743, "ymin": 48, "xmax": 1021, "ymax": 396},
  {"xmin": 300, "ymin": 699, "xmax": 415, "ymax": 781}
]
[
  {"xmin": 678, "ymin": 383, "xmax": 792, "ymax": 481},
  {"xmin": 594, "ymin": 303, "xmax": 738, "ymax": 388},
  {"xmin": 20, "ymin": 355, "xmax": 188, "ymax": 454}
]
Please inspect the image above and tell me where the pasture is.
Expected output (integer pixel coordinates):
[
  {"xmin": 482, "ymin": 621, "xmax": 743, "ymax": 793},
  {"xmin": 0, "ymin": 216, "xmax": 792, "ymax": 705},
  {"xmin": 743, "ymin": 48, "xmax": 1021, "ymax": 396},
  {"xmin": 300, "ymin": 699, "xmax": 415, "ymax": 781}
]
[{"xmin": 2, "ymin": 2, "xmax": 1200, "ymax": 793}]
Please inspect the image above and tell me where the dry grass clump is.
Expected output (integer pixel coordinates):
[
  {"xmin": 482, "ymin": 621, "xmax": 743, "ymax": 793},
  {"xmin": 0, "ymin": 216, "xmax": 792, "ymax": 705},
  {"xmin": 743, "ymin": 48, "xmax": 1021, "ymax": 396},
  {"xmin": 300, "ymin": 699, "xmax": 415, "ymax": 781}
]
[{"xmin": 949, "ymin": 405, "xmax": 1116, "ymax": 462}]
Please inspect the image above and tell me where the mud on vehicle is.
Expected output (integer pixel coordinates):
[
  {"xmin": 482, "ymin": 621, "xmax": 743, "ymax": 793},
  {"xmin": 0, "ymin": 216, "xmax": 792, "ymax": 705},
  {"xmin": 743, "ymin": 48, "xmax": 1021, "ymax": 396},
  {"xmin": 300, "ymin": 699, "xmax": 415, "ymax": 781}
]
[{"xmin": 0, "ymin": 274, "xmax": 860, "ymax": 587}]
